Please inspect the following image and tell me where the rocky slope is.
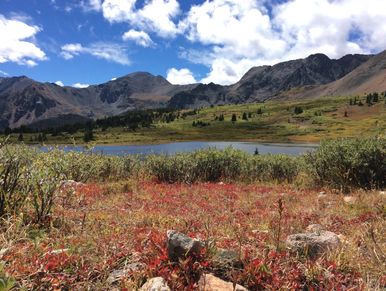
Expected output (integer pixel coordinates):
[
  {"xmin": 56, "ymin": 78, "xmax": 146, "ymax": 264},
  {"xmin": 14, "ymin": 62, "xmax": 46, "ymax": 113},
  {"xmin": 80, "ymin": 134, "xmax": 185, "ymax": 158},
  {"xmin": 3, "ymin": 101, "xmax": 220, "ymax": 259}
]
[
  {"xmin": 1, "ymin": 50, "xmax": 384, "ymax": 129},
  {"xmin": 0, "ymin": 72, "xmax": 196, "ymax": 129},
  {"xmin": 287, "ymin": 50, "xmax": 386, "ymax": 99},
  {"xmin": 168, "ymin": 53, "xmax": 372, "ymax": 108}
]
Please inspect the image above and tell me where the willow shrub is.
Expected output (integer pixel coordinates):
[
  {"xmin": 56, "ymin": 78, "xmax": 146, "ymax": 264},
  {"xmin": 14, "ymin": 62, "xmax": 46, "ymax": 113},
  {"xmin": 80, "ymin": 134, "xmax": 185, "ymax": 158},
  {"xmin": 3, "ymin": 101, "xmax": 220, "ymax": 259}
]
[
  {"xmin": 305, "ymin": 138, "xmax": 386, "ymax": 191},
  {"xmin": 146, "ymin": 147, "xmax": 302, "ymax": 183},
  {"xmin": 0, "ymin": 145, "xmax": 34, "ymax": 217},
  {"xmin": 41, "ymin": 149, "xmax": 139, "ymax": 183}
]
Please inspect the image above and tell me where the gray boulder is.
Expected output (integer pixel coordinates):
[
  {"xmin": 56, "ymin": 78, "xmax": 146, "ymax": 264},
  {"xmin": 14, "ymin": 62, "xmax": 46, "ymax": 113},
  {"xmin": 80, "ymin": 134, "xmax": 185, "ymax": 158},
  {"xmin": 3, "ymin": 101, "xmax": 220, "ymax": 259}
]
[
  {"xmin": 286, "ymin": 229, "xmax": 341, "ymax": 258},
  {"xmin": 140, "ymin": 277, "xmax": 171, "ymax": 291},
  {"xmin": 166, "ymin": 230, "xmax": 205, "ymax": 261},
  {"xmin": 212, "ymin": 248, "xmax": 242, "ymax": 269}
]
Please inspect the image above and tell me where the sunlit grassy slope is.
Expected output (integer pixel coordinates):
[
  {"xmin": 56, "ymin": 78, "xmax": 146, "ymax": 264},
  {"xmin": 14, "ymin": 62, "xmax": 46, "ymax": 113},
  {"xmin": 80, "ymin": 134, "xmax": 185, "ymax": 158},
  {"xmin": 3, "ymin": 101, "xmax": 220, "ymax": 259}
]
[{"xmin": 12, "ymin": 95, "xmax": 386, "ymax": 144}]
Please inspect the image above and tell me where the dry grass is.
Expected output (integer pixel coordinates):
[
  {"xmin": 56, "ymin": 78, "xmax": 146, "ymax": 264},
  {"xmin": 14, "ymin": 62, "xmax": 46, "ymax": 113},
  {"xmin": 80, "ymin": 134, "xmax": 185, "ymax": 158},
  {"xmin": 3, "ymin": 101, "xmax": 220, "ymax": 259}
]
[{"xmin": 1, "ymin": 179, "xmax": 385, "ymax": 290}]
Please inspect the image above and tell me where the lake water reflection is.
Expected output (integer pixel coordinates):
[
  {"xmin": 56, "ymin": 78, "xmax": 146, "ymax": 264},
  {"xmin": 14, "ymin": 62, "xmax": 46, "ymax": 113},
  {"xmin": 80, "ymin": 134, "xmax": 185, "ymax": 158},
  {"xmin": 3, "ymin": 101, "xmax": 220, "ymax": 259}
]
[{"xmin": 41, "ymin": 141, "xmax": 318, "ymax": 156}]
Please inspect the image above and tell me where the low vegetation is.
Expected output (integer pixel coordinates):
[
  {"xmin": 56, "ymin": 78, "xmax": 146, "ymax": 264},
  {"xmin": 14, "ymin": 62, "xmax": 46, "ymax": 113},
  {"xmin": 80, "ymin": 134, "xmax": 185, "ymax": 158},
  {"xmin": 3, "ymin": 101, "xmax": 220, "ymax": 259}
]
[
  {"xmin": 0, "ymin": 137, "xmax": 385, "ymax": 289},
  {"xmin": 4, "ymin": 94, "xmax": 386, "ymax": 145}
]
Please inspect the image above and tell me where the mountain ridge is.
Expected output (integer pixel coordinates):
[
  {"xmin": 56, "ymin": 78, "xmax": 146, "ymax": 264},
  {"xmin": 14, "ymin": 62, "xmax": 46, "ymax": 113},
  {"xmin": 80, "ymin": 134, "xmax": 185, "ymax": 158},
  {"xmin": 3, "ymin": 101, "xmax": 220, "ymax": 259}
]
[{"xmin": 1, "ymin": 50, "xmax": 385, "ymax": 130}]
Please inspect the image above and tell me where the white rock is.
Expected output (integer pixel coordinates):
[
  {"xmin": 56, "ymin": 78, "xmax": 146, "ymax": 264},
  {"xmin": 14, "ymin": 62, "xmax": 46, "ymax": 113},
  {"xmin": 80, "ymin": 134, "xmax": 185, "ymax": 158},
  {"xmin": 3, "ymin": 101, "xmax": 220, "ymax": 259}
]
[
  {"xmin": 140, "ymin": 277, "xmax": 171, "ymax": 291},
  {"xmin": 343, "ymin": 196, "xmax": 356, "ymax": 204},
  {"xmin": 198, "ymin": 273, "xmax": 248, "ymax": 291}
]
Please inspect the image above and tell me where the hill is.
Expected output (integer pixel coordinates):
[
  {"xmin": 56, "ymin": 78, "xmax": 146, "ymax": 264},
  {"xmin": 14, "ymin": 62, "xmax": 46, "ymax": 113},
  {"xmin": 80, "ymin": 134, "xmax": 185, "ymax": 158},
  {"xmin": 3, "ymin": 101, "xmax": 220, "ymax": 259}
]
[{"xmin": 0, "ymin": 73, "xmax": 196, "ymax": 129}]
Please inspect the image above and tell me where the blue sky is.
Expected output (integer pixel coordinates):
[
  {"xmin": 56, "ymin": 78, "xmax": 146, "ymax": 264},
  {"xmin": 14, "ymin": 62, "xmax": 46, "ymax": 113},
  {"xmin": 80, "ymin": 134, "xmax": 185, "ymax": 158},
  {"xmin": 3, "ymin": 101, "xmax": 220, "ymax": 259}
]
[{"xmin": 1, "ymin": 0, "xmax": 386, "ymax": 87}]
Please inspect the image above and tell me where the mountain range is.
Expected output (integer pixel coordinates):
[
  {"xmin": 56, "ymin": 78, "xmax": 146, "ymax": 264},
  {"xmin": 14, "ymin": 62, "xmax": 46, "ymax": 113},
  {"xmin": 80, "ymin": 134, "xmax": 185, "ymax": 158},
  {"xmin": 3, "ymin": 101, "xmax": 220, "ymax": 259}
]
[{"xmin": 1, "ymin": 50, "xmax": 385, "ymax": 130}]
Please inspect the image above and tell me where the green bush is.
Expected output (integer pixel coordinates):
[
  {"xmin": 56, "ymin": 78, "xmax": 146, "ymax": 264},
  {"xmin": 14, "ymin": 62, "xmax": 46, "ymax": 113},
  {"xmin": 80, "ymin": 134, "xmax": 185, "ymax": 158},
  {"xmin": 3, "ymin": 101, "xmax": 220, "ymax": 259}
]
[
  {"xmin": 256, "ymin": 154, "xmax": 301, "ymax": 183},
  {"xmin": 0, "ymin": 145, "xmax": 34, "ymax": 217},
  {"xmin": 305, "ymin": 138, "xmax": 386, "ymax": 191},
  {"xmin": 146, "ymin": 147, "xmax": 302, "ymax": 184},
  {"xmin": 30, "ymin": 153, "xmax": 65, "ymax": 223}
]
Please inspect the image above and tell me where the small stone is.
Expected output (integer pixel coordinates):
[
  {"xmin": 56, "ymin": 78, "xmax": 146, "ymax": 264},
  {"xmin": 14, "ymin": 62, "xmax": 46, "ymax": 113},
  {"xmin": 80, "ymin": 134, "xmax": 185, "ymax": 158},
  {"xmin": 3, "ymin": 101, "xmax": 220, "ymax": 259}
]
[
  {"xmin": 198, "ymin": 273, "xmax": 248, "ymax": 291},
  {"xmin": 306, "ymin": 224, "xmax": 324, "ymax": 233},
  {"xmin": 166, "ymin": 230, "xmax": 205, "ymax": 261},
  {"xmin": 140, "ymin": 277, "xmax": 171, "ymax": 291},
  {"xmin": 343, "ymin": 196, "xmax": 356, "ymax": 204},
  {"xmin": 379, "ymin": 191, "xmax": 385, "ymax": 196},
  {"xmin": 44, "ymin": 248, "xmax": 69, "ymax": 256},
  {"xmin": 212, "ymin": 248, "xmax": 242, "ymax": 269},
  {"xmin": 60, "ymin": 180, "xmax": 85, "ymax": 189},
  {"xmin": 286, "ymin": 230, "xmax": 341, "ymax": 258},
  {"xmin": 107, "ymin": 262, "xmax": 145, "ymax": 284}
]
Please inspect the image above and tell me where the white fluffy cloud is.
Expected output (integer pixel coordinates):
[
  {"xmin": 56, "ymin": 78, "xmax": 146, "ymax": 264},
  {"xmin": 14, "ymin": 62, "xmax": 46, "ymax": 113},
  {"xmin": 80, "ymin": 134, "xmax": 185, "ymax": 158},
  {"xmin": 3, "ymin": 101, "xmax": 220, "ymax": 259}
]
[
  {"xmin": 102, "ymin": 0, "xmax": 180, "ymax": 38},
  {"xmin": 180, "ymin": 0, "xmax": 386, "ymax": 85},
  {"xmin": 55, "ymin": 80, "xmax": 64, "ymax": 86},
  {"xmin": 166, "ymin": 68, "xmax": 197, "ymax": 85},
  {"xmin": 60, "ymin": 42, "xmax": 130, "ymax": 65},
  {"xmin": 0, "ymin": 14, "xmax": 46, "ymax": 67},
  {"xmin": 123, "ymin": 29, "xmax": 154, "ymax": 47},
  {"xmin": 72, "ymin": 82, "xmax": 90, "ymax": 88}
]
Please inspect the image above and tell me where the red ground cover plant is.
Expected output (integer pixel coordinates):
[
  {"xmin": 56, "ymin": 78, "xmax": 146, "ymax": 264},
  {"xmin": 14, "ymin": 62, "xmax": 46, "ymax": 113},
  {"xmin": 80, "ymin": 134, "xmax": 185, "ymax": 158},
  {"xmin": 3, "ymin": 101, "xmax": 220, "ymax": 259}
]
[{"xmin": 1, "ymin": 180, "xmax": 384, "ymax": 290}]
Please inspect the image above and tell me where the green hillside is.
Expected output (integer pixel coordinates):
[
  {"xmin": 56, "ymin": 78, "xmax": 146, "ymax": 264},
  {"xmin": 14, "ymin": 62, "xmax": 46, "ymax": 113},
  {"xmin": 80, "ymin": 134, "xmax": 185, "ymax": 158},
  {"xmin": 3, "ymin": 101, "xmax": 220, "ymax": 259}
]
[{"xmin": 8, "ymin": 95, "xmax": 386, "ymax": 145}]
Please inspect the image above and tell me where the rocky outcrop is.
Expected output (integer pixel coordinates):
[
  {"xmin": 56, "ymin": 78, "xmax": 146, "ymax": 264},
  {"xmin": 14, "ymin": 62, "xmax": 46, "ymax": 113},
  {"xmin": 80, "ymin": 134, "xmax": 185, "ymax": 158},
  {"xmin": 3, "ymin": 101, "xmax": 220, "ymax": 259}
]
[
  {"xmin": 168, "ymin": 53, "xmax": 372, "ymax": 108},
  {"xmin": 286, "ymin": 226, "xmax": 341, "ymax": 258},
  {"xmin": 198, "ymin": 274, "xmax": 248, "ymax": 291},
  {"xmin": 166, "ymin": 230, "xmax": 205, "ymax": 261}
]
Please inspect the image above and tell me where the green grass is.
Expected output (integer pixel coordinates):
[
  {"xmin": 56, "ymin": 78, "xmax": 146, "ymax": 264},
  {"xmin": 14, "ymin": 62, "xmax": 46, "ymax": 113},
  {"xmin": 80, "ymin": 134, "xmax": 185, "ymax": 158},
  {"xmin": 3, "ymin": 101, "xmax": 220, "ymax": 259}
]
[{"xmin": 9, "ymin": 95, "xmax": 386, "ymax": 144}]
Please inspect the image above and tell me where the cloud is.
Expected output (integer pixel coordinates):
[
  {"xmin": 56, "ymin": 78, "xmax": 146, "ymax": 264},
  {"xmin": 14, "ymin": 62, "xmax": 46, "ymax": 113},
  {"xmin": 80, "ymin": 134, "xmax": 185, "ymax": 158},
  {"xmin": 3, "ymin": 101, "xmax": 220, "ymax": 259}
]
[
  {"xmin": 55, "ymin": 80, "xmax": 64, "ymax": 86},
  {"xmin": 0, "ymin": 70, "xmax": 9, "ymax": 76},
  {"xmin": 0, "ymin": 14, "xmax": 46, "ymax": 67},
  {"xmin": 166, "ymin": 68, "xmax": 197, "ymax": 85},
  {"xmin": 81, "ymin": 0, "xmax": 102, "ymax": 11},
  {"xmin": 101, "ymin": 0, "xmax": 181, "ymax": 38},
  {"xmin": 179, "ymin": 0, "xmax": 386, "ymax": 85},
  {"xmin": 60, "ymin": 42, "xmax": 130, "ymax": 65},
  {"xmin": 122, "ymin": 29, "xmax": 154, "ymax": 47},
  {"xmin": 72, "ymin": 82, "xmax": 89, "ymax": 88}
]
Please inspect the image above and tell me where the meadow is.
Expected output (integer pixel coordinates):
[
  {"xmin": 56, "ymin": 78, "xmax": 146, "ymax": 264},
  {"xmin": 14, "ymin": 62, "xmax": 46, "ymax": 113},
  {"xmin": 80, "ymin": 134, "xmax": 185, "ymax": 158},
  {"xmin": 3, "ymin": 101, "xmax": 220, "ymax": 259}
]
[
  {"xmin": 0, "ymin": 138, "xmax": 385, "ymax": 290},
  {"xmin": 6, "ymin": 95, "xmax": 386, "ymax": 145}
]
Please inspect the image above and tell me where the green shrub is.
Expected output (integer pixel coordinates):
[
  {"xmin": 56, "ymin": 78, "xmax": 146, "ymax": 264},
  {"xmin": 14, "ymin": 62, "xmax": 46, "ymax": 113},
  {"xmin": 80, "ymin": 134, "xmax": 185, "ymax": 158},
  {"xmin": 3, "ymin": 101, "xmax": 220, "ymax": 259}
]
[
  {"xmin": 146, "ymin": 147, "xmax": 302, "ymax": 184},
  {"xmin": 256, "ymin": 154, "xmax": 301, "ymax": 183},
  {"xmin": 305, "ymin": 138, "xmax": 386, "ymax": 191},
  {"xmin": 0, "ymin": 145, "xmax": 34, "ymax": 217},
  {"xmin": 30, "ymin": 153, "xmax": 65, "ymax": 223}
]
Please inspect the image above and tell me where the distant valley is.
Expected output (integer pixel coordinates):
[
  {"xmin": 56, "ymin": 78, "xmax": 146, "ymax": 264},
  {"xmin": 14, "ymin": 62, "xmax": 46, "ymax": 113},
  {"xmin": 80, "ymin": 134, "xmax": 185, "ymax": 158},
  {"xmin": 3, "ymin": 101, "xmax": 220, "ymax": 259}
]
[{"xmin": 1, "ymin": 50, "xmax": 386, "ymax": 130}]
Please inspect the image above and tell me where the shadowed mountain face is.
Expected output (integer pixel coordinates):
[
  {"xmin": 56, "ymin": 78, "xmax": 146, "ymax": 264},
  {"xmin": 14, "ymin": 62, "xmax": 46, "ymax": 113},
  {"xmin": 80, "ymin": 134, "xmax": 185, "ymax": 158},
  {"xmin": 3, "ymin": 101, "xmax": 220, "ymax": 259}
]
[
  {"xmin": 288, "ymin": 50, "xmax": 386, "ymax": 99},
  {"xmin": 0, "ymin": 72, "xmax": 196, "ymax": 129},
  {"xmin": 1, "ymin": 51, "xmax": 384, "ymax": 130},
  {"xmin": 168, "ymin": 53, "xmax": 372, "ymax": 108}
]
